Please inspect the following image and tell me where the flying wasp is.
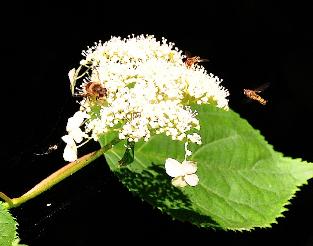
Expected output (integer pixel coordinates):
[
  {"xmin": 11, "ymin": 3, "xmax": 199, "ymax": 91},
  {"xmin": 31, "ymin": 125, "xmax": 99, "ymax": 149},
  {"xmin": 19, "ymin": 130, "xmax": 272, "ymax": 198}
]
[
  {"xmin": 34, "ymin": 144, "xmax": 59, "ymax": 156},
  {"xmin": 243, "ymin": 83, "xmax": 269, "ymax": 105},
  {"xmin": 184, "ymin": 51, "xmax": 209, "ymax": 68}
]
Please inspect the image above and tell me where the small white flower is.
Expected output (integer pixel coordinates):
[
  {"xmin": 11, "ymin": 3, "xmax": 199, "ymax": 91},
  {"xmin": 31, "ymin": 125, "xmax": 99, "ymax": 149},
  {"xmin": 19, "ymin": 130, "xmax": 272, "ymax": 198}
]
[
  {"xmin": 62, "ymin": 135, "xmax": 77, "ymax": 162},
  {"xmin": 66, "ymin": 111, "xmax": 88, "ymax": 130},
  {"xmin": 185, "ymin": 149, "xmax": 192, "ymax": 157},
  {"xmin": 66, "ymin": 111, "xmax": 89, "ymax": 143},
  {"xmin": 187, "ymin": 133, "xmax": 202, "ymax": 145},
  {"xmin": 68, "ymin": 68, "xmax": 76, "ymax": 84},
  {"xmin": 165, "ymin": 158, "xmax": 199, "ymax": 187},
  {"xmin": 61, "ymin": 111, "xmax": 90, "ymax": 161}
]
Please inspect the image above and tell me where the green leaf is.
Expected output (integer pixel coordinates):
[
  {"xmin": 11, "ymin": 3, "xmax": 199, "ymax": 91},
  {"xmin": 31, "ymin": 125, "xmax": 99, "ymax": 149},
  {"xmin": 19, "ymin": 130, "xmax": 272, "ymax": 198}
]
[
  {"xmin": 12, "ymin": 238, "xmax": 28, "ymax": 246},
  {"xmin": 99, "ymin": 104, "xmax": 313, "ymax": 230},
  {"xmin": 0, "ymin": 202, "xmax": 19, "ymax": 246}
]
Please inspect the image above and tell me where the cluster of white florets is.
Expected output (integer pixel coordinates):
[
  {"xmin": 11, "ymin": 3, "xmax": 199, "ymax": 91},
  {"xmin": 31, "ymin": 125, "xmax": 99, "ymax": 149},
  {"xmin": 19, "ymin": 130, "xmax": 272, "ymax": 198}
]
[{"xmin": 63, "ymin": 35, "xmax": 229, "ymax": 186}]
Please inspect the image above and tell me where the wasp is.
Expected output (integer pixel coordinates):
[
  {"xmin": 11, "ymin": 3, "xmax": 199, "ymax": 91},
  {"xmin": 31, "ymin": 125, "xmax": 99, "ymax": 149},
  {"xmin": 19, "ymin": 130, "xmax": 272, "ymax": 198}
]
[
  {"xmin": 243, "ymin": 83, "xmax": 269, "ymax": 105},
  {"xmin": 184, "ymin": 51, "xmax": 209, "ymax": 68},
  {"xmin": 78, "ymin": 81, "xmax": 108, "ymax": 100},
  {"xmin": 34, "ymin": 144, "xmax": 59, "ymax": 156}
]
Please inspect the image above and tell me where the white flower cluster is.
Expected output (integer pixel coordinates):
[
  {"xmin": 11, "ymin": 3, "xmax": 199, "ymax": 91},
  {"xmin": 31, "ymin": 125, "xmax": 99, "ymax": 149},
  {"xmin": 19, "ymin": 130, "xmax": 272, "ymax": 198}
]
[{"xmin": 62, "ymin": 34, "xmax": 229, "ymax": 186}]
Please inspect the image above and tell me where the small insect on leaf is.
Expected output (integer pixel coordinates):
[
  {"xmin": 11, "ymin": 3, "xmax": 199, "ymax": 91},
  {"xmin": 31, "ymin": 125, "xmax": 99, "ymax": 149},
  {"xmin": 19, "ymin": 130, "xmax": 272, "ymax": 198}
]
[
  {"xmin": 243, "ymin": 83, "xmax": 270, "ymax": 105},
  {"xmin": 118, "ymin": 140, "xmax": 135, "ymax": 166}
]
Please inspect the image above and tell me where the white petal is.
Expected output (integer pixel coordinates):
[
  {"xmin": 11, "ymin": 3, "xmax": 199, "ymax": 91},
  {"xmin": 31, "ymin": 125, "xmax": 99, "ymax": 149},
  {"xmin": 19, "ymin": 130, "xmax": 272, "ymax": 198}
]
[
  {"xmin": 61, "ymin": 135, "xmax": 75, "ymax": 145},
  {"xmin": 68, "ymin": 68, "xmax": 76, "ymax": 95},
  {"xmin": 62, "ymin": 135, "xmax": 78, "ymax": 162},
  {"xmin": 66, "ymin": 111, "xmax": 88, "ymax": 131},
  {"xmin": 70, "ymin": 128, "xmax": 86, "ymax": 143},
  {"xmin": 73, "ymin": 111, "xmax": 89, "ymax": 121},
  {"xmin": 165, "ymin": 158, "xmax": 185, "ymax": 177},
  {"xmin": 184, "ymin": 174, "xmax": 199, "ymax": 186},
  {"xmin": 181, "ymin": 160, "xmax": 197, "ymax": 175},
  {"xmin": 66, "ymin": 117, "xmax": 79, "ymax": 131},
  {"xmin": 68, "ymin": 68, "xmax": 76, "ymax": 83},
  {"xmin": 63, "ymin": 142, "xmax": 77, "ymax": 162},
  {"xmin": 171, "ymin": 177, "xmax": 187, "ymax": 188}
]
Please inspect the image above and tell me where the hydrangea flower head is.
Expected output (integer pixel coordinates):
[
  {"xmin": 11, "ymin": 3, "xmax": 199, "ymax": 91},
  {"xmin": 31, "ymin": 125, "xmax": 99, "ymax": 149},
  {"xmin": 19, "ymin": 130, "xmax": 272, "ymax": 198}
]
[{"xmin": 62, "ymin": 34, "xmax": 229, "ymax": 185}]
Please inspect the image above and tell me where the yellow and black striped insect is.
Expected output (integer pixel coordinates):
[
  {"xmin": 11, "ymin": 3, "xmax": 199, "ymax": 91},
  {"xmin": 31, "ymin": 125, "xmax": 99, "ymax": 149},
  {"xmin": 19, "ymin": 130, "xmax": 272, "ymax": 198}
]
[
  {"xmin": 243, "ymin": 83, "xmax": 269, "ymax": 105},
  {"xmin": 184, "ymin": 51, "xmax": 209, "ymax": 68}
]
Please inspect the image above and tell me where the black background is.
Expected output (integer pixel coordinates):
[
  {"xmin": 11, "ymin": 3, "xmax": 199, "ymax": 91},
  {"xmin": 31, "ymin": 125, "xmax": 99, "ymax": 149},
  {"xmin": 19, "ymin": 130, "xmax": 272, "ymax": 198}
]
[{"xmin": 1, "ymin": 1, "xmax": 313, "ymax": 245}]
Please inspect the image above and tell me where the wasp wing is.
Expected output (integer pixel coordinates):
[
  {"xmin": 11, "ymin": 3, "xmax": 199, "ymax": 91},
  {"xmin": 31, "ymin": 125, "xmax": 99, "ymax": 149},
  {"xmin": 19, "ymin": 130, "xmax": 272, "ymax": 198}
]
[{"xmin": 254, "ymin": 82, "xmax": 270, "ymax": 93}]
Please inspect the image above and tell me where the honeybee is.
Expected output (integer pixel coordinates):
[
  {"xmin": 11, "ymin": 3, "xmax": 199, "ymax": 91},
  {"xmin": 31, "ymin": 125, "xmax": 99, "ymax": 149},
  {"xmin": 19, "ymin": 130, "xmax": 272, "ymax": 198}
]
[
  {"xmin": 79, "ymin": 82, "xmax": 107, "ymax": 99},
  {"xmin": 184, "ymin": 51, "xmax": 209, "ymax": 68},
  {"xmin": 243, "ymin": 83, "xmax": 269, "ymax": 105}
]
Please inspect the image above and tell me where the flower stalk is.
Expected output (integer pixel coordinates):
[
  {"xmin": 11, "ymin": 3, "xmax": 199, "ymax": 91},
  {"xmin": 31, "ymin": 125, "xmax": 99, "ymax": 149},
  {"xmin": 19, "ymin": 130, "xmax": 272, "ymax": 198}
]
[{"xmin": 2, "ymin": 137, "xmax": 120, "ymax": 209}]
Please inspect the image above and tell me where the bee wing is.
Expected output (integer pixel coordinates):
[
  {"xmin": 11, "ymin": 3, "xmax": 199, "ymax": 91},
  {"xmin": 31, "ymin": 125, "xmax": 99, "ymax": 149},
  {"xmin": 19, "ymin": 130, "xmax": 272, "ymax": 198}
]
[
  {"xmin": 199, "ymin": 58, "xmax": 209, "ymax": 63},
  {"xmin": 184, "ymin": 50, "xmax": 192, "ymax": 58},
  {"xmin": 254, "ymin": 82, "xmax": 270, "ymax": 93},
  {"xmin": 242, "ymin": 94, "xmax": 253, "ymax": 104},
  {"xmin": 184, "ymin": 51, "xmax": 209, "ymax": 63}
]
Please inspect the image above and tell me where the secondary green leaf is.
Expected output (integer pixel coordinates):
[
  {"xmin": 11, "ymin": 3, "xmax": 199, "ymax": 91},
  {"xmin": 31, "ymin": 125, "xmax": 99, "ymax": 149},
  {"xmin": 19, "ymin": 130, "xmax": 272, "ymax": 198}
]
[
  {"xmin": 0, "ymin": 202, "xmax": 18, "ymax": 246},
  {"xmin": 99, "ymin": 104, "xmax": 313, "ymax": 230}
]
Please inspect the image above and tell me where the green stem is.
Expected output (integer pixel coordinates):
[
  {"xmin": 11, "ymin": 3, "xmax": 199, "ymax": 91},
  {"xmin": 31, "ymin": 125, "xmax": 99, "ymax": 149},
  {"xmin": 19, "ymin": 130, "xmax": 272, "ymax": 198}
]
[
  {"xmin": 0, "ymin": 192, "xmax": 13, "ymax": 207},
  {"xmin": 2, "ymin": 137, "xmax": 120, "ymax": 209}
]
